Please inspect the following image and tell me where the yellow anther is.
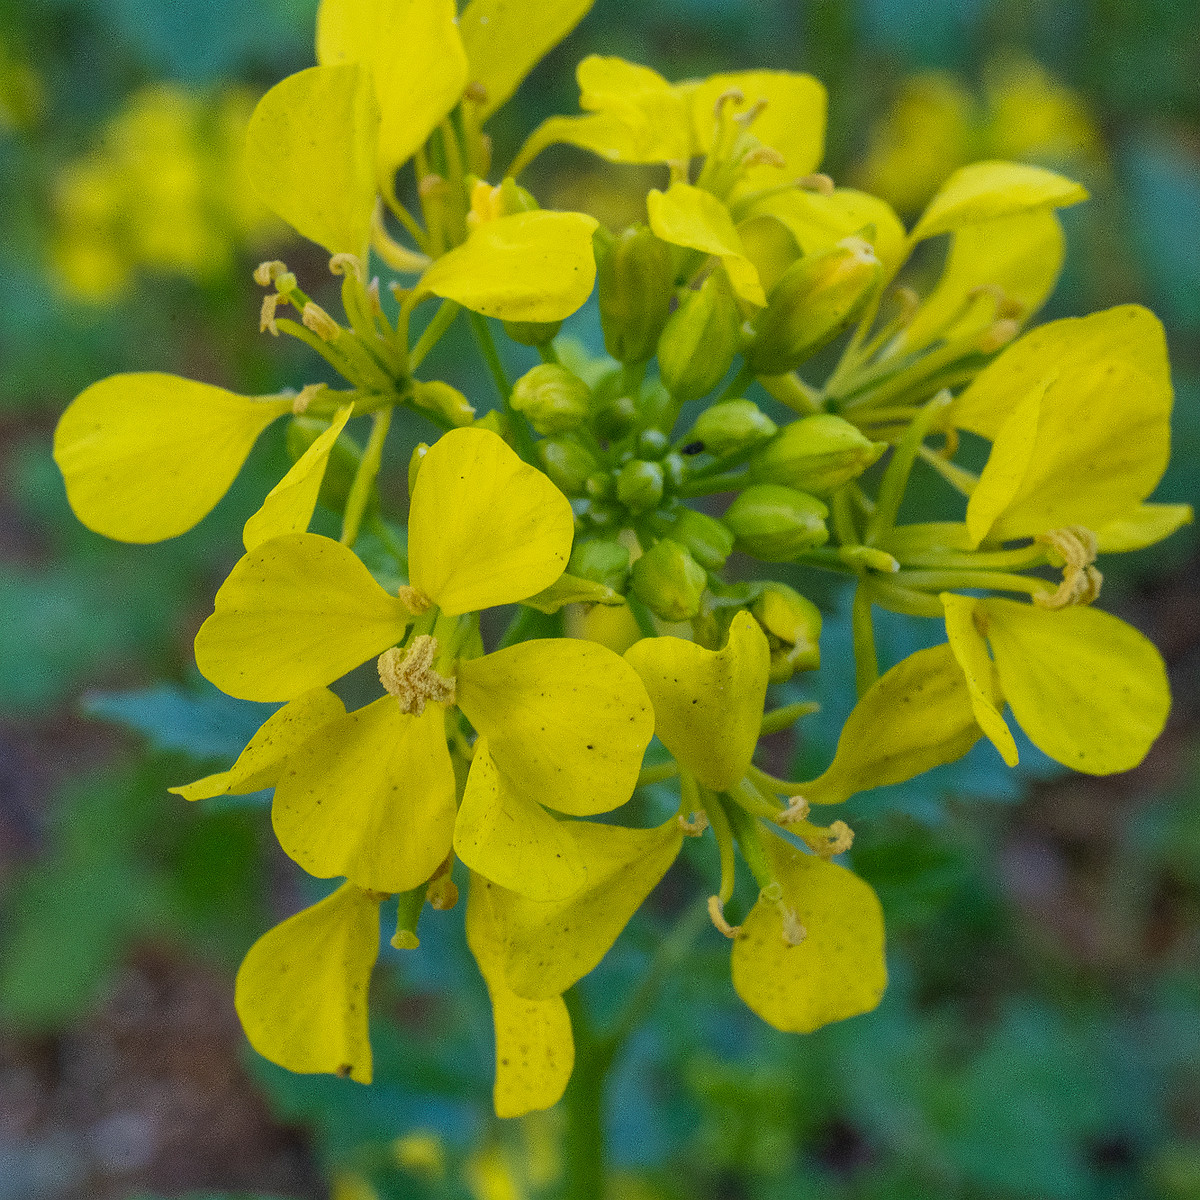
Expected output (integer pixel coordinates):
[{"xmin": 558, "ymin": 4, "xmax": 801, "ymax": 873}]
[
  {"xmin": 1035, "ymin": 526, "xmax": 1103, "ymax": 609},
  {"xmin": 418, "ymin": 173, "xmax": 448, "ymax": 199},
  {"xmin": 378, "ymin": 636, "xmax": 456, "ymax": 716},
  {"xmin": 741, "ymin": 146, "xmax": 786, "ymax": 169},
  {"xmin": 979, "ymin": 317, "xmax": 1020, "ymax": 353},
  {"xmin": 260, "ymin": 293, "xmax": 281, "ymax": 336},
  {"xmin": 329, "ymin": 252, "xmax": 363, "ymax": 280},
  {"xmin": 891, "ymin": 285, "xmax": 921, "ymax": 325},
  {"xmin": 713, "ymin": 87, "xmax": 745, "ymax": 119},
  {"xmin": 467, "ymin": 179, "xmax": 503, "ymax": 230},
  {"xmin": 797, "ymin": 172, "xmax": 835, "ymax": 195},
  {"xmin": 708, "ymin": 895, "xmax": 741, "ymax": 939},
  {"xmin": 396, "ymin": 585, "xmax": 433, "ymax": 614},
  {"xmin": 292, "ymin": 382, "xmax": 327, "ymax": 415},
  {"xmin": 777, "ymin": 796, "xmax": 811, "ymax": 825},
  {"xmin": 302, "ymin": 302, "xmax": 341, "ymax": 342},
  {"xmin": 464, "ymin": 80, "xmax": 489, "ymax": 106},
  {"xmin": 426, "ymin": 873, "xmax": 459, "ymax": 911},
  {"xmin": 678, "ymin": 811, "xmax": 710, "ymax": 837},
  {"xmin": 735, "ymin": 97, "xmax": 769, "ymax": 128},
  {"xmin": 366, "ymin": 277, "xmax": 383, "ymax": 317},
  {"xmin": 254, "ymin": 260, "xmax": 289, "ymax": 287}
]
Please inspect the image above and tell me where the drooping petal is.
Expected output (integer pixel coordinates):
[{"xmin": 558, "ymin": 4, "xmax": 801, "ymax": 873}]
[
  {"xmin": 940, "ymin": 593, "xmax": 1018, "ymax": 767},
  {"xmin": 407, "ymin": 427, "xmax": 574, "ymax": 616},
  {"xmin": 245, "ymin": 64, "xmax": 379, "ymax": 257},
  {"xmin": 459, "ymin": 0, "xmax": 594, "ymax": 119},
  {"xmin": 801, "ymin": 643, "xmax": 982, "ymax": 805},
  {"xmin": 454, "ymin": 739, "xmax": 587, "ymax": 901},
  {"xmin": 898, "ymin": 208, "xmax": 1065, "ymax": 354},
  {"xmin": 647, "ymin": 184, "xmax": 765, "ymax": 306},
  {"xmin": 243, "ymin": 405, "xmax": 354, "ymax": 551},
  {"xmin": 53, "ymin": 374, "xmax": 291, "ymax": 543},
  {"xmin": 953, "ymin": 305, "xmax": 1171, "ymax": 440},
  {"xmin": 235, "ymin": 883, "xmax": 382, "ymax": 1083},
  {"xmin": 1095, "ymin": 503, "xmax": 1194, "ymax": 553},
  {"xmin": 194, "ymin": 533, "xmax": 412, "ymax": 702},
  {"xmin": 171, "ymin": 688, "xmax": 346, "ymax": 801},
  {"xmin": 731, "ymin": 831, "xmax": 886, "ymax": 1033},
  {"xmin": 482, "ymin": 818, "xmax": 683, "ymax": 1000},
  {"xmin": 273, "ymin": 697, "xmax": 456, "ymax": 893},
  {"xmin": 418, "ymin": 211, "xmax": 599, "ymax": 323},
  {"xmin": 910, "ymin": 160, "xmax": 1087, "ymax": 242},
  {"xmin": 316, "ymin": 0, "xmax": 467, "ymax": 191},
  {"xmin": 980, "ymin": 597, "xmax": 1170, "ymax": 775},
  {"xmin": 457, "ymin": 639, "xmax": 653, "ymax": 817},
  {"xmin": 690, "ymin": 71, "xmax": 826, "ymax": 183},
  {"xmin": 623, "ymin": 611, "xmax": 770, "ymax": 792},
  {"xmin": 466, "ymin": 874, "xmax": 574, "ymax": 1118}
]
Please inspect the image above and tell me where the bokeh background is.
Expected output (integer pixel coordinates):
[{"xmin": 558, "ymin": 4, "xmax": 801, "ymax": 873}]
[{"xmin": 1, "ymin": 1, "xmax": 1199, "ymax": 1198}]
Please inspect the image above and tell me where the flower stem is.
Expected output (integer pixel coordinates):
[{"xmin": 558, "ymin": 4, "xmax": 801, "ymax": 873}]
[
  {"xmin": 340, "ymin": 406, "xmax": 392, "ymax": 547},
  {"xmin": 468, "ymin": 312, "xmax": 538, "ymax": 463}
]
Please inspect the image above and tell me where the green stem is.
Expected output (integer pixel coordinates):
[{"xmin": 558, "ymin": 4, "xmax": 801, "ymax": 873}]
[
  {"xmin": 757, "ymin": 371, "xmax": 824, "ymax": 415},
  {"xmin": 625, "ymin": 593, "xmax": 660, "ymax": 640},
  {"xmin": 410, "ymin": 299, "xmax": 461, "ymax": 370},
  {"xmin": 637, "ymin": 761, "xmax": 680, "ymax": 786},
  {"xmin": 677, "ymin": 469, "xmax": 747, "ymax": 497},
  {"xmin": 760, "ymin": 701, "xmax": 820, "ymax": 735},
  {"xmin": 340, "ymin": 406, "xmax": 392, "ymax": 547},
  {"xmin": 718, "ymin": 361, "xmax": 754, "ymax": 401},
  {"xmin": 851, "ymin": 582, "xmax": 879, "ymax": 697},
  {"xmin": 468, "ymin": 312, "xmax": 538, "ymax": 463},
  {"xmin": 891, "ymin": 568, "xmax": 1054, "ymax": 599},
  {"xmin": 562, "ymin": 988, "xmax": 605, "ymax": 1200},
  {"xmin": 538, "ymin": 341, "xmax": 561, "ymax": 364}
]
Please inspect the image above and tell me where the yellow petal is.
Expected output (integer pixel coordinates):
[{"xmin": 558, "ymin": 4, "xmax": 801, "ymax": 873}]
[
  {"xmin": 690, "ymin": 70, "xmax": 826, "ymax": 183},
  {"xmin": 1095, "ymin": 503, "xmax": 1194, "ymax": 553},
  {"xmin": 170, "ymin": 688, "xmax": 346, "ymax": 801},
  {"xmin": 272, "ymin": 697, "xmax": 456, "ymax": 893},
  {"xmin": 940, "ymin": 593, "xmax": 1018, "ymax": 767},
  {"xmin": 459, "ymin": 0, "xmax": 594, "ymax": 119},
  {"xmin": 980, "ymin": 597, "xmax": 1170, "ymax": 775},
  {"xmin": 407, "ymin": 427, "xmax": 574, "ymax": 616},
  {"xmin": 317, "ymin": 0, "xmax": 467, "ymax": 190},
  {"xmin": 454, "ymin": 738, "xmax": 587, "ymax": 901},
  {"xmin": 194, "ymin": 533, "xmax": 412, "ymax": 702},
  {"xmin": 801, "ymin": 643, "xmax": 982, "ymax": 805},
  {"xmin": 955, "ymin": 305, "xmax": 1171, "ymax": 440},
  {"xmin": 466, "ymin": 873, "xmax": 574, "ymax": 1117},
  {"xmin": 911, "ymin": 160, "xmax": 1088, "ymax": 242},
  {"xmin": 623, "ymin": 610, "xmax": 770, "ymax": 792},
  {"xmin": 898, "ymin": 208, "xmax": 1065, "ymax": 354},
  {"xmin": 235, "ymin": 882, "xmax": 381, "ymax": 1083},
  {"xmin": 243, "ymin": 405, "xmax": 354, "ymax": 551},
  {"xmin": 731, "ymin": 831, "xmax": 886, "ymax": 1033},
  {"xmin": 246, "ymin": 64, "xmax": 379, "ymax": 257},
  {"xmin": 457, "ymin": 639, "xmax": 653, "ymax": 817},
  {"xmin": 53, "ymin": 373, "xmax": 291, "ymax": 543},
  {"xmin": 418, "ymin": 210, "xmax": 599, "ymax": 323},
  {"xmin": 647, "ymin": 184, "xmax": 766, "ymax": 306},
  {"xmin": 482, "ymin": 818, "xmax": 683, "ymax": 999}
]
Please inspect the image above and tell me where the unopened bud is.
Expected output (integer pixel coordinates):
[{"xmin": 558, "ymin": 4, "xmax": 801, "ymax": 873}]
[
  {"xmin": 723, "ymin": 484, "xmax": 829, "ymax": 561},
  {"xmin": 408, "ymin": 443, "xmax": 429, "ymax": 496},
  {"xmin": 411, "ymin": 379, "xmax": 476, "ymax": 428},
  {"xmin": 616, "ymin": 459, "xmax": 665, "ymax": 513},
  {"xmin": 537, "ymin": 436, "xmax": 598, "ymax": 495},
  {"xmin": 649, "ymin": 507, "xmax": 735, "ymax": 570},
  {"xmin": 636, "ymin": 428, "xmax": 670, "ymax": 460},
  {"xmin": 510, "ymin": 364, "xmax": 590, "ymax": 434},
  {"xmin": 597, "ymin": 225, "xmax": 676, "ymax": 364},
  {"xmin": 658, "ymin": 270, "xmax": 741, "ymax": 403},
  {"xmin": 630, "ymin": 538, "xmax": 707, "ymax": 620},
  {"xmin": 751, "ymin": 582, "xmax": 822, "ymax": 681},
  {"xmin": 745, "ymin": 237, "xmax": 880, "ymax": 376},
  {"xmin": 287, "ymin": 416, "xmax": 362, "ymax": 511},
  {"xmin": 569, "ymin": 538, "xmax": 631, "ymax": 591},
  {"xmin": 592, "ymin": 392, "xmax": 639, "ymax": 441},
  {"xmin": 687, "ymin": 398, "xmax": 777, "ymax": 458},
  {"xmin": 749, "ymin": 414, "xmax": 886, "ymax": 495},
  {"xmin": 503, "ymin": 318, "xmax": 563, "ymax": 346}
]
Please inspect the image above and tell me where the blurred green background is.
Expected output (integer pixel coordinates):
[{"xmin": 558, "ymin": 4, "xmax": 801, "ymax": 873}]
[{"xmin": 1, "ymin": 1, "xmax": 1198, "ymax": 1198}]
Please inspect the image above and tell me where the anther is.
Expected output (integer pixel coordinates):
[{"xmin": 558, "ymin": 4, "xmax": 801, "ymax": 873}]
[
  {"xmin": 419, "ymin": 173, "xmax": 448, "ymax": 199},
  {"xmin": 708, "ymin": 895, "xmax": 741, "ymax": 939},
  {"xmin": 777, "ymin": 796, "xmax": 811, "ymax": 825},
  {"xmin": 367, "ymin": 277, "xmax": 383, "ymax": 317},
  {"xmin": 254, "ymin": 260, "xmax": 289, "ymax": 287},
  {"xmin": 1035, "ymin": 526, "xmax": 1103, "ymax": 609},
  {"xmin": 302, "ymin": 302, "xmax": 341, "ymax": 342},
  {"xmin": 426, "ymin": 874, "xmax": 459, "ymax": 911},
  {"xmin": 292, "ymin": 382, "xmax": 327, "ymax": 415},
  {"xmin": 260, "ymin": 294, "xmax": 281, "ymax": 336},
  {"xmin": 329, "ymin": 252, "xmax": 363, "ymax": 280},
  {"xmin": 464, "ymin": 80, "xmax": 489, "ymax": 106},
  {"xmin": 741, "ymin": 146, "xmax": 786, "ymax": 169},
  {"xmin": 679, "ymin": 811, "xmax": 710, "ymax": 837},
  {"xmin": 734, "ymin": 97, "xmax": 769, "ymax": 128},
  {"xmin": 396, "ymin": 585, "xmax": 433, "ymax": 614},
  {"xmin": 378, "ymin": 636, "xmax": 456, "ymax": 715},
  {"xmin": 796, "ymin": 172, "xmax": 835, "ymax": 195},
  {"xmin": 892, "ymin": 285, "xmax": 921, "ymax": 326},
  {"xmin": 978, "ymin": 317, "xmax": 1020, "ymax": 353},
  {"xmin": 713, "ymin": 88, "xmax": 745, "ymax": 120}
]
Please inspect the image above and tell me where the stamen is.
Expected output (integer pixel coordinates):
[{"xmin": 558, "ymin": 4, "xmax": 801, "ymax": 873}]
[
  {"xmin": 734, "ymin": 97, "xmax": 769, "ymax": 128},
  {"xmin": 397, "ymin": 585, "xmax": 433, "ymax": 614},
  {"xmin": 378, "ymin": 636, "xmax": 456, "ymax": 715},
  {"xmin": 679, "ymin": 811, "xmax": 710, "ymax": 837},
  {"xmin": 1034, "ymin": 526, "xmax": 1103, "ymax": 609},
  {"xmin": 302, "ymin": 302, "xmax": 341, "ymax": 342},
  {"xmin": 292, "ymin": 382, "xmax": 327, "ymax": 415},
  {"xmin": 708, "ymin": 894, "xmax": 740, "ymax": 939},
  {"xmin": 418, "ymin": 173, "xmax": 448, "ymax": 199},
  {"xmin": 426, "ymin": 874, "xmax": 459, "ymax": 911},
  {"xmin": 464, "ymin": 80, "xmax": 489, "ymax": 106},
  {"xmin": 776, "ymin": 796, "xmax": 811, "ymax": 825},
  {"xmin": 796, "ymin": 172, "xmax": 835, "ymax": 195},
  {"xmin": 712, "ymin": 87, "xmax": 745, "ymax": 120},
  {"xmin": 741, "ymin": 146, "xmax": 786, "ymax": 169},
  {"xmin": 260, "ymin": 293, "xmax": 281, "ymax": 336},
  {"xmin": 329, "ymin": 252, "xmax": 363, "ymax": 280},
  {"xmin": 366, "ymin": 277, "xmax": 383, "ymax": 317},
  {"xmin": 254, "ymin": 260, "xmax": 289, "ymax": 287},
  {"xmin": 978, "ymin": 318, "xmax": 1020, "ymax": 353}
]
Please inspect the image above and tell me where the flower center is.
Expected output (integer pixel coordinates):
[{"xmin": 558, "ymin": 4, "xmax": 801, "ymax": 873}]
[
  {"xmin": 1035, "ymin": 525, "xmax": 1102, "ymax": 609},
  {"xmin": 378, "ymin": 635, "xmax": 456, "ymax": 715}
]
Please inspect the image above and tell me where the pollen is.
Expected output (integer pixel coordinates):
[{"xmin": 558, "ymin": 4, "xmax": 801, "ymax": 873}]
[
  {"xmin": 1035, "ymin": 525, "xmax": 1103, "ymax": 609},
  {"xmin": 378, "ymin": 636, "xmax": 456, "ymax": 715},
  {"xmin": 301, "ymin": 302, "xmax": 341, "ymax": 342}
]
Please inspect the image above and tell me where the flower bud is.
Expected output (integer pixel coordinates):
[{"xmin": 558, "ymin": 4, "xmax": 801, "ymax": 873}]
[
  {"xmin": 745, "ymin": 237, "xmax": 880, "ymax": 376},
  {"xmin": 636, "ymin": 428, "xmax": 670, "ymax": 459},
  {"xmin": 687, "ymin": 399, "xmax": 777, "ymax": 458},
  {"xmin": 658, "ymin": 269, "xmax": 741, "ymax": 403},
  {"xmin": 537, "ymin": 436, "xmax": 598, "ymax": 494},
  {"xmin": 585, "ymin": 471, "xmax": 615, "ymax": 500},
  {"xmin": 503, "ymin": 318, "xmax": 563, "ymax": 346},
  {"xmin": 630, "ymin": 538, "xmax": 707, "ymax": 621},
  {"xmin": 510, "ymin": 364, "xmax": 590, "ymax": 434},
  {"xmin": 649, "ymin": 507, "xmax": 735, "ymax": 570},
  {"xmin": 616, "ymin": 459, "xmax": 665, "ymax": 514},
  {"xmin": 751, "ymin": 583, "xmax": 821, "ymax": 682},
  {"xmin": 636, "ymin": 379, "xmax": 680, "ymax": 434},
  {"xmin": 592, "ymin": 392, "xmax": 639, "ymax": 440},
  {"xmin": 569, "ymin": 537, "xmax": 631, "ymax": 591},
  {"xmin": 723, "ymin": 484, "xmax": 829, "ymax": 561},
  {"xmin": 411, "ymin": 379, "xmax": 476, "ymax": 428},
  {"xmin": 287, "ymin": 415, "xmax": 361, "ymax": 511},
  {"xmin": 597, "ymin": 225, "xmax": 676, "ymax": 364},
  {"xmin": 749, "ymin": 414, "xmax": 886, "ymax": 495},
  {"xmin": 661, "ymin": 451, "xmax": 686, "ymax": 490}
]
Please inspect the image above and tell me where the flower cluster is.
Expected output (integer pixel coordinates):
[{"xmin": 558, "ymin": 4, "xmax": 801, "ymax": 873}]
[{"xmin": 53, "ymin": 0, "xmax": 1190, "ymax": 1121}]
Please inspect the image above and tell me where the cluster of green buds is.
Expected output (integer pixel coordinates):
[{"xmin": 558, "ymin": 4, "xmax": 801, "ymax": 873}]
[{"xmin": 50, "ymin": 0, "xmax": 1190, "ymax": 1135}]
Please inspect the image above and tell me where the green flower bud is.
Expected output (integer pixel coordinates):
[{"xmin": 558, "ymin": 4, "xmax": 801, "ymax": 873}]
[
  {"xmin": 723, "ymin": 484, "xmax": 829, "ymax": 561},
  {"xmin": 751, "ymin": 583, "xmax": 822, "ymax": 682},
  {"xmin": 745, "ymin": 237, "xmax": 881, "ymax": 376},
  {"xmin": 287, "ymin": 415, "xmax": 362, "ymax": 511},
  {"xmin": 585, "ymin": 471, "xmax": 615, "ymax": 500},
  {"xmin": 637, "ymin": 379, "xmax": 680, "ymax": 434},
  {"xmin": 749, "ymin": 413, "xmax": 887, "ymax": 495},
  {"xmin": 537, "ymin": 436, "xmax": 598, "ymax": 495},
  {"xmin": 411, "ymin": 379, "xmax": 476, "ymax": 427},
  {"xmin": 592, "ymin": 393, "xmax": 639, "ymax": 440},
  {"xmin": 687, "ymin": 399, "xmax": 777, "ymax": 458},
  {"xmin": 503, "ymin": 318, "xmax": 563, "ymax": 346},
  {"xmin": 616, "ymin": 459, "xmax": 664, "ymax": 513},
  {"xmin": 636, "ymin": 428, "xmax": 670, "ymax": 459},
  {"xmin": 511, "ymin": 364, "xmax": 591, "ymax": 435},
  {"xmin": 661, "ymin": 451, "xmax": 686, "ymax": 491},
  {"xmin": 598, "ymin": 225, "xmax": 676, "ymax": 364},
  {"xmin": 649, "ymin": 506, "xmax": 735, "ymax": 570},
  {"xmin": 569, "ymin": 537, "xmax": 631, "ymax": 591},
  {"xmin": 658, "ymin": 269, "xmax": 741, "ymax": 403},
  {"xmin": 495, "ymin": 176, "xmax": 539, "ymax": 215},
  {"xmin": 630, "ymin": 538, "xmax": 707, "ymax": 621}
]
